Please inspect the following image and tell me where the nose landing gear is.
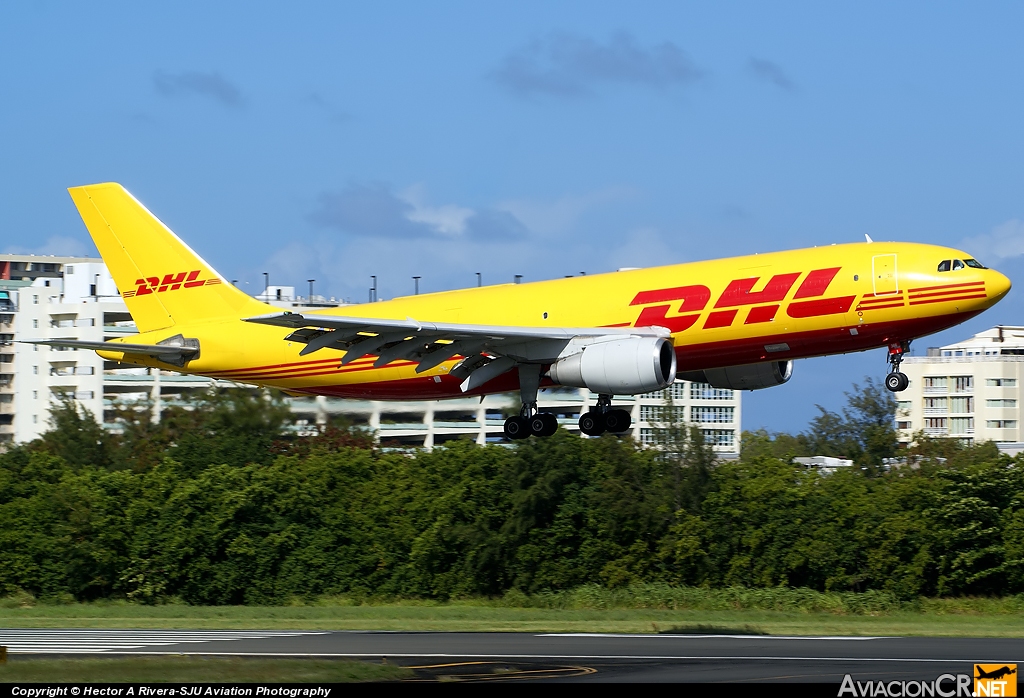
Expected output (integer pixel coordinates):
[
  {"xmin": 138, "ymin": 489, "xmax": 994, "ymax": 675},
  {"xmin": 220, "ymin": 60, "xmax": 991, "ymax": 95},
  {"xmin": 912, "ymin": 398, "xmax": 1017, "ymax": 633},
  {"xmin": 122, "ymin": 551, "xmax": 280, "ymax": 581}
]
[
  {"xmin": 885, "ymin": 341, "xmax": 910, "ymax": 392},
  {"xmin": 579, "ymin": 394, "xmax": 632, "ymax": 436}
]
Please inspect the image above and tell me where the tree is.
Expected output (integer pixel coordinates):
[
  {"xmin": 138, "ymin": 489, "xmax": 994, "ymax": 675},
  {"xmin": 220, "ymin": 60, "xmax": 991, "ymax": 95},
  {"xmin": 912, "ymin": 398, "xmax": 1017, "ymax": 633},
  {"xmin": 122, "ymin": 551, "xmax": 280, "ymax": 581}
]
[
  {"xmin": 649, "ymin": 389, "xmax": 716, "ymax": 513},
  {"xmin": 802, "ymin": 377, "xmax": 898, "ymax": 469},
  {"xmin": 35, "ymin": 396, "xmax": 115, "ymax": 470}
]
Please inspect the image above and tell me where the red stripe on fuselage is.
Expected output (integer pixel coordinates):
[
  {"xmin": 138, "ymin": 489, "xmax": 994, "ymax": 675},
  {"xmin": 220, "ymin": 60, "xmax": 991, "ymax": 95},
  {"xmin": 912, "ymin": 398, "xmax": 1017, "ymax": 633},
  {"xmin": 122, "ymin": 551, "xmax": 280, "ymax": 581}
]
[
  {"xmin": 908, "ymin": 293, "xmax": 988, "ymax": 306},
  {"xmin": 207, "ymin": 357, "xmax": 351, "ymax": 376},
  {"xmin": 909, "ymin": 287, "xmax": 987, "ymax": 301},
  {"xmin": 855, "ymin": 302, "xmax": 905, "ymax": 311},
  {"xmin": 907, "ymin": 281, "xmax": 985, "ymax": 294},
  {"xmin": 223, "ymin": 360, "xmax": 419, "ymax": 382}
]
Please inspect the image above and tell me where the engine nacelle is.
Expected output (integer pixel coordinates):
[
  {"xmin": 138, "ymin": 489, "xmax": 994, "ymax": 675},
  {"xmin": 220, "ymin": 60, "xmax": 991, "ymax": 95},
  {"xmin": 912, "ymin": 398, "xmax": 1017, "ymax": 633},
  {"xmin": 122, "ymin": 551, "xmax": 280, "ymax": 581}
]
[
  {"xmin": 678, "ymin": 360, "xmax": 793, "ymax": 391},
  {"xmin": 548, "ymin": 336, "xmax": 677, "ymax": 395}
]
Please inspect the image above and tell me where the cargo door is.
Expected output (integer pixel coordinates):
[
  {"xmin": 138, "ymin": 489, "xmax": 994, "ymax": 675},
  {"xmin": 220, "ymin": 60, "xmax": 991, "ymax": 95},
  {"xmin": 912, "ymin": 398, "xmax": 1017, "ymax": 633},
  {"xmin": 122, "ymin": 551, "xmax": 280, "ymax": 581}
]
[{"xmin": 872, "ymin": 254, "xmax": 898, "ymax": 295}]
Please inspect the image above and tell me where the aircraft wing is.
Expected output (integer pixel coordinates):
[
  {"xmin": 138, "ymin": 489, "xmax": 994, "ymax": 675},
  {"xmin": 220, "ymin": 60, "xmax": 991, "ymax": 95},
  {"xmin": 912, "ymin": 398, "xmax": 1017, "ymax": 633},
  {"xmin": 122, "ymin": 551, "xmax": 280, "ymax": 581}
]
[
  {"xmin": 21, "ymin": 335, "xmax": 200, "ymax": 367},
  {"xmin": 244, "ymin": 311, "xmax": 667, "ymax": 391}
]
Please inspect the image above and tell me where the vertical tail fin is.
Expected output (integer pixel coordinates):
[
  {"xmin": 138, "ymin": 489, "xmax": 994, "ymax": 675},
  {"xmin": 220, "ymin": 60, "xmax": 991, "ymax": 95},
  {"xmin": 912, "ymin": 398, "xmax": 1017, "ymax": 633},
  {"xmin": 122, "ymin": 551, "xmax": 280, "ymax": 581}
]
[{"xmin": 68, "ymin": 183, "xmax": 267, "ymax": 333}]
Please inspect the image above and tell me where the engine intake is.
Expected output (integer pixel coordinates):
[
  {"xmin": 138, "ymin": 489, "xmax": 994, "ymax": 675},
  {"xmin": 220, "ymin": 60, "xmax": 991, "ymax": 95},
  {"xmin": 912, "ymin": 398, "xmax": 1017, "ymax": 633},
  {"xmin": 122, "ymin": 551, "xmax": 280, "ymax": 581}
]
[
  {"xmin": 548, "ymin": 336, "xmax": 677, "ymax": 395},
  {"xmin": 678, "ymin": 360, "xmax": 793, "ymax": 391}
]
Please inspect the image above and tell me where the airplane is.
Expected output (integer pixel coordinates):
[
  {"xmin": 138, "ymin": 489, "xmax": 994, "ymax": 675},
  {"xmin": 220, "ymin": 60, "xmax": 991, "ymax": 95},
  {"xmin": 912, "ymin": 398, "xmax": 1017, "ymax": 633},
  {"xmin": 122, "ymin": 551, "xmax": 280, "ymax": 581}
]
[
  {"xmin": 29, "ymin": 183, "xmax": 1012, "ymax": 440},
  {"xmin": 976, "ymin": 666, "xmax": 1017, "ymax": 680}
]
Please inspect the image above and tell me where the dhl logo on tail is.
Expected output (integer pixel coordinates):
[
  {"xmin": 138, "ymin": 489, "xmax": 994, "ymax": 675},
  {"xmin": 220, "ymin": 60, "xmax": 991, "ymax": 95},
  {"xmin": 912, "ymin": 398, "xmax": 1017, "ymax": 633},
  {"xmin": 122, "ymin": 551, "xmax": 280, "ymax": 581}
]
[{"xmin": 124, "ymin": 270, "xmax": 222, "ymax": 298}]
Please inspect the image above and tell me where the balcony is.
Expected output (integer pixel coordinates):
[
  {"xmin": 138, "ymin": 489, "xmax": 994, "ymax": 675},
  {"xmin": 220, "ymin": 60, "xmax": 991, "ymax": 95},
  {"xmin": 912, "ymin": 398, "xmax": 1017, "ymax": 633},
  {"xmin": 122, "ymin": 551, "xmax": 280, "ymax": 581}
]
[
  {"xmin": 923, "ymin": 408, "xmax": 947, "ymax": 416},
  {"xmin": 923, "ymin": 386, "xmax": 948, "ymax": 394},
  {"xmin": 924, "ymin": 427, "xmax": 948, "ymax": 436}
]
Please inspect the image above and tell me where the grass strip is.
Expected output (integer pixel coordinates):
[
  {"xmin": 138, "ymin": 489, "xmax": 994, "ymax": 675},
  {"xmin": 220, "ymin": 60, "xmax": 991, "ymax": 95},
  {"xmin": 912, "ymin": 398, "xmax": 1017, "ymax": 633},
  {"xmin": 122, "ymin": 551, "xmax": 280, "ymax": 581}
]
[
  {"xmin": 0, "ymin": 655, "xmax": 408, "ymax": 683},
  {"xmin": 1, "ymin": 605, "xmax": 1024, "ymax": 636}
]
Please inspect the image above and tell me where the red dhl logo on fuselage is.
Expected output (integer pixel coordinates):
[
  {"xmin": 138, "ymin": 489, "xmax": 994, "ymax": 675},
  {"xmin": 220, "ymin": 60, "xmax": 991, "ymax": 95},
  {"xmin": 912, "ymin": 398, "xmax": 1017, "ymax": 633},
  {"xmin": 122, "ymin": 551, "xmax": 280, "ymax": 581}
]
[
  {"xmin": 629, "ymin": 267, "xmax": 854, "ymax": 332},
  {"xmin": 123, "ymin": 270, "xmax": 222, "ymax": 298},
  {"xmin": 627, "ymin": 268, "xmax": 984, "ymax": 333}
]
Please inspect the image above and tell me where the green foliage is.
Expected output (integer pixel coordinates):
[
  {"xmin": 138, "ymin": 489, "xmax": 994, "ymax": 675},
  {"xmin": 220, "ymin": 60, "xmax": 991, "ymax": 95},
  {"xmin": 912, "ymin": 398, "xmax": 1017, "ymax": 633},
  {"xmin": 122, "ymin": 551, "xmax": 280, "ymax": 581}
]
[
  {"xmin": 1, "ymin": 381, "xmax": 1023, "ymax": 604},
  {"xmin": 802, "ymin": 377, "xmax": 899, "ymax": 469}
]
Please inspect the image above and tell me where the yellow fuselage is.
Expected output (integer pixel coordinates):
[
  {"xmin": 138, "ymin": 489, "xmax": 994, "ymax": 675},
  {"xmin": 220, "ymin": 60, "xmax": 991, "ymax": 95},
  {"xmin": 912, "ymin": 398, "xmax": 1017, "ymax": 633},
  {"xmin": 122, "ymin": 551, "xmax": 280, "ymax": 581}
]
[{"xmin": 103, "ymin": 241, "xmax": 1010, "ymax": 399}]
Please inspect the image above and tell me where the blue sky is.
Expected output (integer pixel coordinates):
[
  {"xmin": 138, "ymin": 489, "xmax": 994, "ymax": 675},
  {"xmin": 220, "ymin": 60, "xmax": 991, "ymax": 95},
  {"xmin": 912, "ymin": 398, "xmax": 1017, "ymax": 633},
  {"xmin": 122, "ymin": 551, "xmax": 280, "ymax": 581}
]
[{"xmin": 2, "ymin": 2, "xmax": 1023, "ymax": 433}]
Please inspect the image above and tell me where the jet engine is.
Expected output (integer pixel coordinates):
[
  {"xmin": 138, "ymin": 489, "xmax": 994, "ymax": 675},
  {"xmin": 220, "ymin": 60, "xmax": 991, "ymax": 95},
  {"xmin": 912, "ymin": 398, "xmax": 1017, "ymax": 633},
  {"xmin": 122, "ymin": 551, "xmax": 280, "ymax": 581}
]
[
  {"xmin": 678, "ymin": 360, "xmax": 793, "ymax": 391},
  {"xmin": 547, "ymin": 336, "xmax": 677, "ymax": 395}
]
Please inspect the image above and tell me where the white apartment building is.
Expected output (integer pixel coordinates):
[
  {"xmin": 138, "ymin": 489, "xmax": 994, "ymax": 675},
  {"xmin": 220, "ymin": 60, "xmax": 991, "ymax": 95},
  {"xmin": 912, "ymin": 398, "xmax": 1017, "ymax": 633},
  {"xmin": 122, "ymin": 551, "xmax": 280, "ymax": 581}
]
[
  {"xmin": 0, "ymin": 255, "xmax": 741, "ymax": 457},
  {"xmin": 0, "ymin": 255, "xmax": 128, "ymax": 443},
  {"xmin": 286, "ymin": 380, "xmax": 741, "ymax": 457},
  {"xmin": 898, "ymin": 325, "xmax": 1024, "ymax": 447}
]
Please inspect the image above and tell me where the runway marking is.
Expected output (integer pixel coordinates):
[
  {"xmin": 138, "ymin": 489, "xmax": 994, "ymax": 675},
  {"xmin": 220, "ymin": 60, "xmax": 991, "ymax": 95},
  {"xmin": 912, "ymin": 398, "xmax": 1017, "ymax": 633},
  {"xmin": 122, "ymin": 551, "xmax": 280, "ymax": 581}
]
[
  {"xmin": 0, "ymin": 629, "xmax": 328, "ymax": 654},
  {"xmin": 540, "ymin": 634, "xmax": 891, "ymax": 640},
  {"xmin": 78, "ymin": 652, "xmax": 1022, "ymax": 664},
  {"xmin": 404, "ymin": 661, "xmax": 597, "ymax": 682}
]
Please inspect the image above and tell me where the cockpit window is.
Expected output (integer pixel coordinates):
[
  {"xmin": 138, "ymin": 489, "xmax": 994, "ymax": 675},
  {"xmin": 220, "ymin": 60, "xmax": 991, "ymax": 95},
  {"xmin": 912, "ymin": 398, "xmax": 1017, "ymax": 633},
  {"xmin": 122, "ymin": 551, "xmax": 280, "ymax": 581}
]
[
  {"xmin": 952, "ymin": 259, "xmax": 965, "ymax": 270},
  {"xmin": 937, "ymin": 260, "xmax": 951, "ymax": 272},
  {"xmin": 964, "ymin": 258, "xmax": 986, "ymax": 269}
]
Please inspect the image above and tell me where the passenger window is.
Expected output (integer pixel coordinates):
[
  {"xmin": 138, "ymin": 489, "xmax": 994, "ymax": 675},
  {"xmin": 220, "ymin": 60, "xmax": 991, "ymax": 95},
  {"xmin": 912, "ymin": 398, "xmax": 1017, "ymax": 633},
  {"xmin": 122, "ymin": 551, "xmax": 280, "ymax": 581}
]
[
  {"xmin": 937, "ymin": 260, "xmax": 951, "ymax": 272},
  {"xmin": 964, "ymin": 258, "xmax": 986, "ymax": 269},
  {"xmin": 952, "ymin": 259, "xmax": 965, "ymax": 270}
]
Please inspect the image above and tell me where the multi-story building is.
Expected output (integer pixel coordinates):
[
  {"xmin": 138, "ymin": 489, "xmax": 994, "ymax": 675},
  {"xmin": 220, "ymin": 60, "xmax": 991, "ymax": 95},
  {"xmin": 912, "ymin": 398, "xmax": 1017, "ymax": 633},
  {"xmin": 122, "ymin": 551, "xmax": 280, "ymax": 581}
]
[
  {"xmin": 898, "ymin": 326, "xmax": 1024, "ymax": 447},
  {"xmin": 287, "ymin": 381, "xmax": 741, "ymax": 457},
  {"xmin": 0, "ymin": 255, "xmax": 128, "ymax": 443},
  {"xmin": 0, "ymin": 255, "xmax": 741, "ymax": 457}
]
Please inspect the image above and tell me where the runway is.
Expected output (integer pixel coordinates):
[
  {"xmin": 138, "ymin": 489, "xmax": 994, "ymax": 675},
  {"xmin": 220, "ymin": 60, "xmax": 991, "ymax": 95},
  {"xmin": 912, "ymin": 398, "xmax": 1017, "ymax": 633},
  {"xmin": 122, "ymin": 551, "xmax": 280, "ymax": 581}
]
[{"xmin": 1, "ymin": 630, "xmax": 1021, "ymax": 682}]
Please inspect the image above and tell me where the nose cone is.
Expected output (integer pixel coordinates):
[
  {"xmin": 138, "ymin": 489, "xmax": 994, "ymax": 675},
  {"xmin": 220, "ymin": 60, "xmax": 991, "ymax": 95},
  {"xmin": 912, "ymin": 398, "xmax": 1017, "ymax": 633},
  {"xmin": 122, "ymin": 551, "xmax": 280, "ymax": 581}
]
[{"xmin": 989, "ymin": 269, "xmax": 1012, "ymax": 302}]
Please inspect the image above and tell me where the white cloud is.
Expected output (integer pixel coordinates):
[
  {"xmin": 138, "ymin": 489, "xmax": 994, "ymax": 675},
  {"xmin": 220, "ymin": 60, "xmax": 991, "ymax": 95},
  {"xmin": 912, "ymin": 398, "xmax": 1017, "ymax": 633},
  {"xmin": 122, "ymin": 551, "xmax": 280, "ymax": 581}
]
[
  {"xmin": 277, "ymin": 183, "xmax": 652, "ymax": 301},
  {"xmin": 497, "ymin": 187, "xmax": 636, "ymax": 236},
  {"xmin": 961, "ymin": 219, "xmax": 1024, "ymax": 261},
  {"xmin": 491, "ymin": 32, "xmax": 704, "ymax": 98},
  {"xmin": 3, "ymin": 235, "xmax": 93, "ymax": 257},
  {"xmin": 308, "ymin": 182, "xmax": 524, "ymax": 241},
  {"xmin": 602, "ymin": 227, "xmax": 678, "ymax": 271},
  {"xmin": 400, "ymin": 185, "xmax": 474, "ymax": 236}
]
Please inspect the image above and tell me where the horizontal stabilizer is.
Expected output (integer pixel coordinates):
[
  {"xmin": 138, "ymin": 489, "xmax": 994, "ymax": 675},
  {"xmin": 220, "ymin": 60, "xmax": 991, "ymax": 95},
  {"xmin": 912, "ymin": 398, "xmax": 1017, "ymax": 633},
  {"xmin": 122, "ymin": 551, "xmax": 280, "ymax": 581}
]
[{"xmin": 22, "ymin": 335, "xmax": 199, "ymax": 367}]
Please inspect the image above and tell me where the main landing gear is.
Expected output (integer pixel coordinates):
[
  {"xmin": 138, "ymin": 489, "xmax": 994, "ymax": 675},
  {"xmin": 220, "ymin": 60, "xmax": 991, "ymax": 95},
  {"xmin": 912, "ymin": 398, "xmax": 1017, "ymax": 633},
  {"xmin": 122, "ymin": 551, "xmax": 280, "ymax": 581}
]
[
  {"xmin": 885, "ymin": 340, "xmax": 911, "ymax": 392},
  {"xmin": 501, "ymin": 365, "xmax": 633, "ymax": 440},
  {"xmin": 504, "ymin": 410, "xmax": 559, "ymax": 440},
  {"xmin": 504, "ymin": 364, "xmax": 559, "ymax": 440},
  {"xmin": 579, "ymin": 394, "xmax": 632, "ymax": 437}
]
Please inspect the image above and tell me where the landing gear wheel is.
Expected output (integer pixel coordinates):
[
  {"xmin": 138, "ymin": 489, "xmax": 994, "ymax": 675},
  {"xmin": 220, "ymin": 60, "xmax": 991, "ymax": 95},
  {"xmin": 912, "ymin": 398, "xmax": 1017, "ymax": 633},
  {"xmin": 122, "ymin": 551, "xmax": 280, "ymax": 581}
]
[
  {"xmin": 504, "ymin": 415, "xmax": 530, "ymax": 440},
  {"xmin": 885, "ymin": 372, "xmax": 909, "ymax": 392},
  {"xmin": 603, "ymin": 409, "xmax": 632, "ymax": 434},
  {"xmin": 529, "ymin": 412, "xmax": 559, "ymax": 437},
  {"xmin": 884, "ymin": 340, "xmax": 911, "ymax": 393},
  {"xmin": 579, "ymin": 411, "xmax": 605, "ymax": 436}
]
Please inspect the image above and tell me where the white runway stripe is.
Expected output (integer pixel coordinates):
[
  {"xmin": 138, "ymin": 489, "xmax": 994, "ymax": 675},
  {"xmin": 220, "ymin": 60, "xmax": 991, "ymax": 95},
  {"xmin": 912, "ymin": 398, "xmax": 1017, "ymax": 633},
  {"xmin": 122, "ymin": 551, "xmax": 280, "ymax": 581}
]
[{"xmin": 0, "ymin": 629, "xmax": 326, "ymax": 654}]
